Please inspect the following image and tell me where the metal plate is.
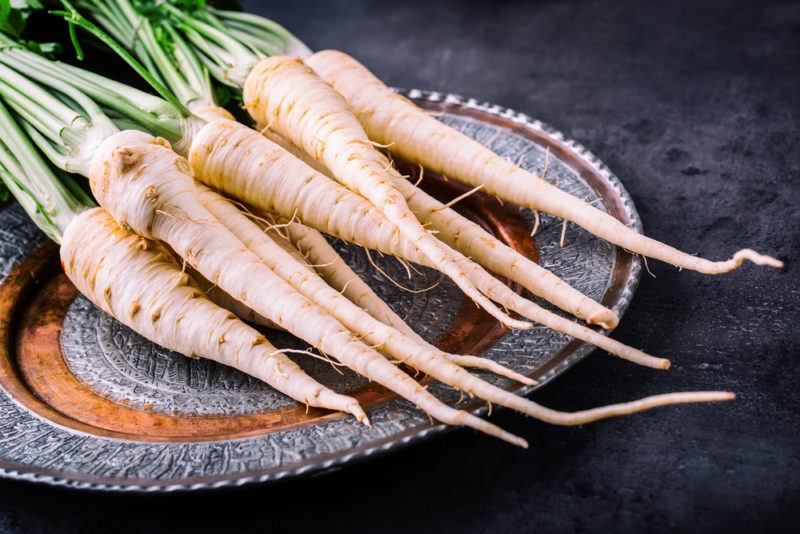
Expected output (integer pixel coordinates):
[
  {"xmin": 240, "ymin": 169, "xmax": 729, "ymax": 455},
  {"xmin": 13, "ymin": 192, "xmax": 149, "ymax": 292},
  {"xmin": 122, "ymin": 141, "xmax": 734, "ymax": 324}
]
[{"xmin": 0, "ymin": 91, "xmax": 641, "ymax": 492}]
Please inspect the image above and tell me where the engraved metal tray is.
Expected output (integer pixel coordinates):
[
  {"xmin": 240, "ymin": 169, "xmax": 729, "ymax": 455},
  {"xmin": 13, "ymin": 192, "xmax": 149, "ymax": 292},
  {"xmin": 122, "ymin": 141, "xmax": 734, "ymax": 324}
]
[{"xmin": 0, "ymin": 91, "xmax": 641, "ymax": 492}]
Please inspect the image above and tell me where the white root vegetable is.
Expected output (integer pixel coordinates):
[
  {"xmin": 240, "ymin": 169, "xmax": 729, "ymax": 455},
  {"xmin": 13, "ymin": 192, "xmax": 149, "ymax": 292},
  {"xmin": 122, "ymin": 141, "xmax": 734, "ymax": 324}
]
[
  {"xmin": 89, "ymin": 129, "xmax": 526, "ymax": 447},
  {"xmin": 240, "ymin": 205, "xmax": 537, "ymax": 383},
  {"xmin": 276, "ymin": 215, "xmax": 424, "ymax": 342},
  {"xmin": 61, "ymin": 207, "xmax": 365, "ymax": 420},
  {"xmin": 188, "ymin": 264, "xmax": 278, "ymax": 328},
  {"xmin": 273, "ymin": 215, "xmax": 536, "ymax": 383},
  {"xmin": 204, "ymin": 123, "xmax": 664, "ymax": 369},
  {"xmin": 187, "ymin": 119, "xmax": 666, "ymax": 368},
  {"xmin": 261, "ymin": 128, "xmax": 619, "ymax": 329},
  {"xmin": 192, "ymin": 111, "xmax": 439, "ymax": 339},
  {"xmin": 0, "ymin": 12, "xmax": 740, "ymax": 448},
  {"xmin": 307, "ymin": 49, "xmax": 783, "ymax": 275},
  {"xmin": 197, "ymin": 187, "xmax": 730, "ymax": 425},
  {"xmin": 255, "ymin": 133, "xmax": 667, "ymax": 369},
  {"xmin": 197, "ymin": 184, "xmax": 536, "ymax": 387},
  {"xmin": 243, "ymin": 56, "xmax": 532, "ymax": 330}
]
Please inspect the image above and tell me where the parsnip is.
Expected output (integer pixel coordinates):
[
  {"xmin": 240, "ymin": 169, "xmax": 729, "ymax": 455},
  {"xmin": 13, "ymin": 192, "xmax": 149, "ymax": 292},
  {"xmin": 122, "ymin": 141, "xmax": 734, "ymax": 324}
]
[
  {"xmin": 308, "ymin": 49, "xmax": 783, "ymax": 275},
  {"xmin": 189, "ymin": 119, "xmax": 667, "ymax": 369},
  {"xmin": 273, "ymin": 216, "xmax": 538, "ymax": 383},
  {"xmin": 197, "ymin": 187, "xmax": 730, "ymax": 426},
  {"xmin": 243, "ymin": 56, "xmax": 530, "ymax": 330},
  {"xmin": 0, "ymin": 92, "xmax": 364, "ymax": 420},
  {"xmin": 62, "ymin": 207, "xmax": 366, "ymax": 421},
  {"xmin": 88, "ymin": 130, "xmax": 526, "ymax": 447},
  {"xmin": 261, "ymin": 127, "xmax": 619, "ymax": 329}
]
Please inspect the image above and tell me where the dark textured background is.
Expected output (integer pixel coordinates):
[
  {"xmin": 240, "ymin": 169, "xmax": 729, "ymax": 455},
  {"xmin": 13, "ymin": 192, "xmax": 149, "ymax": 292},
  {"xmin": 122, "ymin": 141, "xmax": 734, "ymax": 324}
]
[{"xmin": 1, "ymin": 0, "xmax": 798, "ymax": 532}]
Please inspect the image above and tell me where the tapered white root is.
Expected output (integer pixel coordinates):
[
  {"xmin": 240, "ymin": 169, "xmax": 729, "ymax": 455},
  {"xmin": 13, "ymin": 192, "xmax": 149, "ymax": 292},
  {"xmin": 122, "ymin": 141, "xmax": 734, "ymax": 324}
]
[
  {"xmin": 255, "ymin": 130, "xmax": 665, "ymax": 369},
  {"xmin": 89, "ymin": 130, "xmax": 525, "ymax": 446},
  {"xmin": 709, "ymin": 249, "xmax": 784, "ymax": 272},
  {"xmin": 389, "ymin": 173, "xmax": 620, "ymax": 329},
  {"xmin": 187, "ymin": 119, "xmax": 665, "ymax": 369},
  {"xmin": 61, "ymin": 207, "xmax": 366, "ymax": 422},
  {"xmin": 275, "ymin": 214, "xmax": 426, "ymax": 343},
  {"xmin": 526, "ymin": 391, "xmax": 735, "ymax": 425},
  {"xmin": 235, "ymin": 206, "xmax": 533, "ymax": 384},
  {"xmin": 308, "ymin": 49, "xmax": 782, "ymax": 275},
  {"xmin": 198, "ymin": 184, "xmax": 542, "ymax": 397},
  {"xmin": 444, "ymin": 355, "xmax": 537, "ymax": 386},
  {"xmin": 268, "ymin": 213, "xmax": 537, "ymax": 384},
  {"xmin": 243, "ymin": 56, "xmax": 532, "ymax": 330},
  {"xmin": 187, "ymin": 195, "xmax": 704, "ymax": 425},
  {"xmin": 260, "ymin": 127, "xmax": 616, "ymax": 329},
  {"xmin": 192, "ymin": 187, "xmax": 693, "ymax": 425}
]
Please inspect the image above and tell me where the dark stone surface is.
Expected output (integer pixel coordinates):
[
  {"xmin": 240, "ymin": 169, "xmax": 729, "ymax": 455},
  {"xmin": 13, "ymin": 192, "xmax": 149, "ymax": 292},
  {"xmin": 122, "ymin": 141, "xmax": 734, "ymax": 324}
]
[{"xmin": 1, "ymin": 0, "xmax": 798, "ymax": 532}]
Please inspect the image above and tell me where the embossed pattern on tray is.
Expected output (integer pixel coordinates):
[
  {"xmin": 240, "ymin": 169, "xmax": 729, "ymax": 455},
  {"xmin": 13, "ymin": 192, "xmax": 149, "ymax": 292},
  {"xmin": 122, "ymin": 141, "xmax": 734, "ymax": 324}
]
[{"xmin": 0, "ymin": 91, "xmax": 642, "ymax": 491}]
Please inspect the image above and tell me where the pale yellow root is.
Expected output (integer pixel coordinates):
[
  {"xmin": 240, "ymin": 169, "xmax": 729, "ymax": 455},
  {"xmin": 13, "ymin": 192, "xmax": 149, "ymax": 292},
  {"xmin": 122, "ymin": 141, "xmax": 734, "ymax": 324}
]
[
  {"xmin": 441, "ymin": 355, "xmax": 537, "ymax": 386},
  {"xmin": 439, "ymin": 248, "xmax": 671, "ymax": 369},
  {"xmin": 243, "ymin": 56, "xmax": 532, "ymax": 330},
  {"xmin": 197, "ymin": 185, "xmax": 540, "ymax": 395},
  {"xmin": 187, "ymin": 120, "xmax": 666, "ymax": 369},
  {"xmin": 260, "ymin": 210, "xmax": 536, "ymax": 385},
  {"xmin": 188, "ymin": 264, "xmax": 278, "ymax": 328},
  {"xmin": 279, "ymin": 217, "xmax": 424, "ymax": 342},
  {"xmin": 88, "ymin": 130, "xmax": 525, "ymax": 447},
  {"xmin": 523, "ymin": 391, "xmax": 735, "ymax": 425},
  {"xmin": 261, "ymin": 127, "xmax": 618, "ymax": 329},
  {"xmin": 391, "ymin": 176, "xmax": 619, "ymax": 329},
  {"xmin": 186, "ymin": 192, "xmax": 718, "ymax": 421},
  {"xmin": 61, "ymin": 207, "xmax": 366, "ymax": 422},
  {"xmin": 195, "ymin": 190, "xmax": 717, "ymax": 425},
  {"xmin": 308, "ymin": 49, "xmax": 783, "ymax": 275}
]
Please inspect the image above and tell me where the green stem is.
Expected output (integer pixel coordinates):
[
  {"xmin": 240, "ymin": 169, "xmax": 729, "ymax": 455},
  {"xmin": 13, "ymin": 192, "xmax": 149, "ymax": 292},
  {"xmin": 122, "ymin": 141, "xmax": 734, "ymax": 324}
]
[
  {"xmin": 0, "ymin": 99, "xmax": 93, "ymax": 243},
  {"xmin": 0, "ymin": 70, "xmax": 70, "ymax": 144},
  {"xmin": 52, "ymin": 0, "xmax": 190, "ymax": 116},
  {"xmin": 79, "ymin": 0, "xmax": 216, "ymax": 111},
  {"xmin": 210, "ymin": 7, "xmax": 313, "ymax": 58},
  {"xmin": 0, "ymin": 34, "xmax": 185, "ymax": 151},
  {"xmin": 1, "ymin": 50, "xmax": 179, "ymax": 141},
  {"xmin": 162, "ymin": 3, "xmax": 260, "ymax": 90},
  {"xmin": 81, "ymin": 0, "xmax": 165, "ymax": 87}
]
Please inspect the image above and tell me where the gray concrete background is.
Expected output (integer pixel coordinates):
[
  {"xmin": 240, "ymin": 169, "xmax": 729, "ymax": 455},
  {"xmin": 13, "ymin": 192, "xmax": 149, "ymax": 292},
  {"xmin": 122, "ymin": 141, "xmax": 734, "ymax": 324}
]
[{"xmin": 0, "ymin": 1, "xmax": 797, "ymax": 532}]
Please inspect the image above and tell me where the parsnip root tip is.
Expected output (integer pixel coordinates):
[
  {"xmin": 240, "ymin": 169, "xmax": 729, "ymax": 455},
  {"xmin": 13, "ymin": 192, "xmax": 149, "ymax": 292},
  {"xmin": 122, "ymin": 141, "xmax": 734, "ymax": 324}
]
[
  {"xmin": 520, "ymin": 376, "xmax": 538, "ymax": 387},
  {"xmin": 702, "ymin": 249, "xmax": 785, "ymax": 274},
  {"xmin": 504, "ymin": 433, "xmax": 529, "ymax": 449},
  {"xmin": 348, "ymin": 403, "xmax": 369, "ymax": 425},
  {"xmin": 503, "ymin": 316, "xmax": 534, "ymax": 331},
  {"xmin": 733, "ymin": 249, "xmax": 784, "ymax": 269},
  {"xmin": 624, "ymin": 352, "xmax": 670, "ymax": 370},
  {"xmin": 358, "ymin": 413, "xmax": 372, "ymax": 427},
  {"xmin": 587, "ymin": 310, "xmax": 620, "ymax": 330},
  {"xmin": 646, "ymin": 390, "xmax": 736, "ymax": 406}
]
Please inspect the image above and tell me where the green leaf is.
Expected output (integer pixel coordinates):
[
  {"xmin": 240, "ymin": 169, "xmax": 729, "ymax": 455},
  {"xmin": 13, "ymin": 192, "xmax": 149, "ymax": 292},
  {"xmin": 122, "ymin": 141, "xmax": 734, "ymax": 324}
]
[
  {"xmin": 51, "ymin": 0, "xmax": 190, "ymax": 116},
  {"xmin": 0, "ymin": 0, "xmax": 43, "ymax": 38},
  {"xmin": 0, "ymin": 1, "xmax": 25, "ymax": 38}
]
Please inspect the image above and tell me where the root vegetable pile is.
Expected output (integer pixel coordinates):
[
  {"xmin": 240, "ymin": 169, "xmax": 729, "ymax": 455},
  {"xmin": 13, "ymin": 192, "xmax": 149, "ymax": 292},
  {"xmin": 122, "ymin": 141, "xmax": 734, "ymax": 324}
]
[
  {"xmin": 306, "ymin": 50, "xmax": 783, "ymax": 275},
  {"xmin": 0, "ymin": 0, "xmax": 775, "ymax": 448}
]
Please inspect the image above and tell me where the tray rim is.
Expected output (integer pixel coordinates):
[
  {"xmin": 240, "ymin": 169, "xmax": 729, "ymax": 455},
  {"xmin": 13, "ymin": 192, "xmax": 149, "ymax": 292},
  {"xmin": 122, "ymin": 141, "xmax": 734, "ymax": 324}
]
[{"xmin": 0, "ymin": 89, "xmax": 642, "ymax": 493}]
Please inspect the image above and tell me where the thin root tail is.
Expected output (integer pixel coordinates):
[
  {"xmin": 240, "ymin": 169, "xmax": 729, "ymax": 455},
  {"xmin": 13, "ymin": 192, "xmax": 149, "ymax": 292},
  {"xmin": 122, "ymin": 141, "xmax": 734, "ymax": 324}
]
[{"xmin": 724, "ymin": 249, "xmax": 784, "ymax": 272}]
